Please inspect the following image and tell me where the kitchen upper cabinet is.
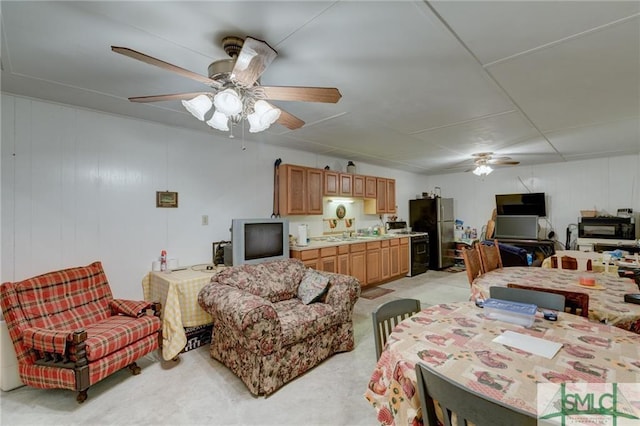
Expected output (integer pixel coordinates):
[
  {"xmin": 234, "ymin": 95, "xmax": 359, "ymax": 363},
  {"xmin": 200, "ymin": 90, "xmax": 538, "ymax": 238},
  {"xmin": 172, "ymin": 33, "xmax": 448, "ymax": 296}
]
[
  {"xmin": 353, "ymin": 175, "xmax": 365, "ymax": 198},
  {"xmin": 323, "ymin": 171, "xmax": 339, "ymax": 196},
  {"xmin": 307, "ymin": 168, "xmax": 323, "ymax": 214},
  {"xmin": 279, "ymin": 164, "xmax": 323, "ymax": 215},
  {"xmin": 339, "ymin": 173, "xmax": 352, "ymax": 196},
  {"xmin": 365, "ymin": 176, "xmax": 377, "ymax": 198},
  {"xmin": 364, "ymin": 177, "xmax": 396, "ymax": 214}
]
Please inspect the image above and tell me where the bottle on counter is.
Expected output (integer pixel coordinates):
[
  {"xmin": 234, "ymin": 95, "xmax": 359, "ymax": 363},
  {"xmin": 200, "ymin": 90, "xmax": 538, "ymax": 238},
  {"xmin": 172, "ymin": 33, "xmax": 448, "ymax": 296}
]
[{"xmin": 160, "ymin": 250, "xmax": 167, "ymax": 272}]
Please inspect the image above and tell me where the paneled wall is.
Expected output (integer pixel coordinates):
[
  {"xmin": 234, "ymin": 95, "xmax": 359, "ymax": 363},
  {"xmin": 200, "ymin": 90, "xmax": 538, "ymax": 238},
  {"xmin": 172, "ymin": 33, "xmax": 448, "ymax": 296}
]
[
  {"xmin": 3, "ymin": 94, "xmax": 638, "ymax": 299},
  {"xmin": 0, "ymin": 95, "xmax": 425, "ymax": 299}
]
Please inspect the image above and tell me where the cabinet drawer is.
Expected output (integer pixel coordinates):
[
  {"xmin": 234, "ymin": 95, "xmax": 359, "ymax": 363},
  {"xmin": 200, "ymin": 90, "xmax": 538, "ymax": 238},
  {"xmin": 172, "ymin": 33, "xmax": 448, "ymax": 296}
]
[
  {"xmin": 350, "ymin": 243, "xmax": 366, "ymax": 253},
  {"xmin": 300, "ymin": 249, "xmax": 319, "ymax": 261},
  {"xmin": 400, "ymin": 237, "xmax": 409, "ymax": 245},
  {"xmin": 320, "ymin": 246, "xmax": 337, "ymax": 257},
  {"xmin": 381, "ymin": 240, "xmax": 390, "ymax": 248},
  {"xmin": 366, "ymin": 241, "xmax": 381, "ymax": 250},
  {"xmin": 390, "ymin": 238, "xmax": 399, "ymax": 246},
  {"xmin": 338, "ymin": 244, "xmax": 350, "ymax": 255}
]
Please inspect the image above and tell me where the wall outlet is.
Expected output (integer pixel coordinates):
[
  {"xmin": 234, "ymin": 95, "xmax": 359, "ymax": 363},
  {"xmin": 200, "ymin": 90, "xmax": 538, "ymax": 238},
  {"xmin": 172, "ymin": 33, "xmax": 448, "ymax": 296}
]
[{"xmin": 202, "ymin": 215, "xmax": 208, "ymax": 226}]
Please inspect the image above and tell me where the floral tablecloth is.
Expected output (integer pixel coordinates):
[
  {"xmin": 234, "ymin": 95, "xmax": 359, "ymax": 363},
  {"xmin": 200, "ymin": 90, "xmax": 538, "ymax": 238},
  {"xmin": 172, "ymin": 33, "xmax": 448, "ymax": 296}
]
[
  {"xmin": 142, "ymin": 267, "xmax": 222, "ymax": 360},
  {"xmin": 364, "ymin": 302, "xmax": 640, "ymax": 426},
  {"xmin": 471, "ymin": 266, "xmax": 640, "ymax": 333}
]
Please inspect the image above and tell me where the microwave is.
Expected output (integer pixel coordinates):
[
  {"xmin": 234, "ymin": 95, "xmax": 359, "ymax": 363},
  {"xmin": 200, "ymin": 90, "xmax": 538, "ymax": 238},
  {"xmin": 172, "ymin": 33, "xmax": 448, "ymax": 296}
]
[{"xmin": 578, "ymin": 217, "xmax": 635, "ymax": 240}]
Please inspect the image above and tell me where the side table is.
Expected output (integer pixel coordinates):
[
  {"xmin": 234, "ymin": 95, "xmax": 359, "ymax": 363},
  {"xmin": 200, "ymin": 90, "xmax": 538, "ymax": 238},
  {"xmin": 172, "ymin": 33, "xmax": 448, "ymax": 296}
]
[{"xmin": 141, "ymin": 265, "xmax": 225, "ymax": 360}]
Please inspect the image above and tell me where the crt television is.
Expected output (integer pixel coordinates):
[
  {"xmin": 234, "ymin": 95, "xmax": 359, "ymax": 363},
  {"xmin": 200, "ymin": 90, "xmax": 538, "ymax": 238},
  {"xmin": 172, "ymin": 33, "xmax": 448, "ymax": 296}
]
[
  {"xmin": 230, "ymin": 218, "xmax": 289, "ymax": 265},
  {"xmin": 494, "ymin": 215, "xmax": 539, "ymax": 240},
  {"xmin": 495, "ymin": 192, "xmax": 547, "ymax": 217}
]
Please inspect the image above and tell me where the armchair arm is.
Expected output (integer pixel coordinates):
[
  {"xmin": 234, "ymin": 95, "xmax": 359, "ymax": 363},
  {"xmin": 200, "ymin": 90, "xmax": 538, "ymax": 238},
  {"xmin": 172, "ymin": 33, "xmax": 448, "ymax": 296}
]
[
  {"xmin": 315, "ymin": 271, "xmax": 361, "ymax": 319},
  {"xmin": 198, "ymin": 283, "xmax": 281, "ymax": 355},
  {"xmin": 110, "ymin": 299, "xmax": 158, "ymax": 317},
  {"xmin": 23, "ymin": 327, "xmax": 86, "ymax": 356}
]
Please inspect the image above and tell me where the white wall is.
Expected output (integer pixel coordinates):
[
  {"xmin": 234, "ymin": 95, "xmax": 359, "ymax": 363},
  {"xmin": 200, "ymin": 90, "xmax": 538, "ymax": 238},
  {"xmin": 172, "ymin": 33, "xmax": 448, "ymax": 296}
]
[
  {"xmin": 423, "ymin": 155, "xmax": 640, "ymax": 245},
  {"xmin": 1, "ymin": 95, "xmax": 426, "ymax": 299}
]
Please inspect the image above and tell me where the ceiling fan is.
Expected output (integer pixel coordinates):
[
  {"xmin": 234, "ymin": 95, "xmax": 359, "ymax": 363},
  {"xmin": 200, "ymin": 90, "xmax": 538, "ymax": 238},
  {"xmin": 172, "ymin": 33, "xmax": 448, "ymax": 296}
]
[
  {"xmin": 466, "ymin": 152, "xmax": 520, "ymax": 175},
  {"xmin": 111, "ymin": 36, "xmax": 342, "ymax": 132}
]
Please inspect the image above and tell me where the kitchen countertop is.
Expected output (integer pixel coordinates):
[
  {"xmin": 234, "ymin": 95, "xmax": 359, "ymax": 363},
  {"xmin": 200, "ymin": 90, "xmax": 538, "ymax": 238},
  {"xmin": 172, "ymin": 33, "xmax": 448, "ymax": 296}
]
[{"xmin": 290, "ymin": 233, "xmax": 424, "ymax": 251}]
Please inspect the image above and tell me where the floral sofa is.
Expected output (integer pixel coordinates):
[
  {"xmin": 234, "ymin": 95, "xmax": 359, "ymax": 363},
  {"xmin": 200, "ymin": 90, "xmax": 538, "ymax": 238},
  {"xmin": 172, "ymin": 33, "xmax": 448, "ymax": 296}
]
[{"xmin": 197, "ymin": 258, "xmax": 360, "ymax": 395}]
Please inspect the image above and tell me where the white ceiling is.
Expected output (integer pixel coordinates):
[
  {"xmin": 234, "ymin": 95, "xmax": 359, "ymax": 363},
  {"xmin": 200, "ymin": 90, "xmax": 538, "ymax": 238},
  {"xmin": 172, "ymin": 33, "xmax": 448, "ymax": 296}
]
[{"xmin": 1, "ymin": 1, "xmax": 639, "ymax": 175}]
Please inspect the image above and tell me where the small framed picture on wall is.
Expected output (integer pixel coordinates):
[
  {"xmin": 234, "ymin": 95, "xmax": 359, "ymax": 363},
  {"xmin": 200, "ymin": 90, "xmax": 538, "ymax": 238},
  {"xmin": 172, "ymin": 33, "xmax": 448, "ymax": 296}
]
[{"xmin": 156, "ymin": 191, "xmax": 178, "ymax": 208}]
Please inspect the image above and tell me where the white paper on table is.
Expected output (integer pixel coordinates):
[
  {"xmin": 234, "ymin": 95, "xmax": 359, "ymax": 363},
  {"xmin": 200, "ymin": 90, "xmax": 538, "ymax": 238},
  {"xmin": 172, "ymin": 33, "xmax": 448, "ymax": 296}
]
[{"xmin": 492, "ymin": 330, "xmax": 563, "ymax": 359}]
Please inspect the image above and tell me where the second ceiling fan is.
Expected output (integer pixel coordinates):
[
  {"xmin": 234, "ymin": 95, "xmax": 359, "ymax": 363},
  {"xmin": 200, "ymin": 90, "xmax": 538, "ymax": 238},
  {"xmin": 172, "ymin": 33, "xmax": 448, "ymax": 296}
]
[{"xmin": 112, "ymin": 35, "xmax": 342, "ymax": 133}]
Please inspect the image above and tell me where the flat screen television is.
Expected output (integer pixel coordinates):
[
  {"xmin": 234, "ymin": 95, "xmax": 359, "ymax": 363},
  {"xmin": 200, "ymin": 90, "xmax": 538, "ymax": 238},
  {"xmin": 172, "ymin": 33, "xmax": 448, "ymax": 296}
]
[
  {"xmin": 495, "ymin": 192, "xmax": 547, "ymax": 217},
  {"xmin": 230, "ymin": 218, "xmax": 289, "ymax": 265},
  {"xmin": 494, "ymin": 215, "xmax": 539, "ymax": 240}
]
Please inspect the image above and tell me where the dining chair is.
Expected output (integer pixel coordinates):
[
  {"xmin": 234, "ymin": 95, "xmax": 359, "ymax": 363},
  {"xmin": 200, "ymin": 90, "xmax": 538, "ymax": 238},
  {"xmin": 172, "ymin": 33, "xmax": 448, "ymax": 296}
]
[
  {"xmin": 415, "ymin": 362, "xmax": 537, "ymax": 426},
  {"xmin": 461, "ymin": 244, "xmax": 483, "ymax": 286},
  {"xmin": 489, "ymin": 286, "xmax": 565, "ymax": 311},
  {"xmin": 507, "ymin": 283, "xmax": 590, "ymax": 317},
  {"xmin": 550, "ymin": 255, "xmax": 591, "ymax": 271},
  {"xmin": 372, "ymin": 298, "xmax": 421, "ymax": 360},
  {"xmin": 478, "ymin": 239, "xmax": 503, "ymax": 273}
]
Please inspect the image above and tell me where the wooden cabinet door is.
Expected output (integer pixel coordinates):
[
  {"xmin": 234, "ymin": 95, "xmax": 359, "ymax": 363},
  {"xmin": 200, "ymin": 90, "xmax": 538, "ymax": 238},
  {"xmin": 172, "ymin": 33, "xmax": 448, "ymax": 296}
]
[
  {"xmin": 319, "ymin": 256, "xmax": 337, "ymax": 273},
  {"xmin": 376, "ymin": 178, "xmax": 388, "ymax": 213},
  {"xmin": 390, "ymin": 243, "xmax": 400, "ymax": 276},
  {"xmin": 365, "ymin": 176, "xmax": 377, "ymax": 198},
  {"xmin": 399, "ymin": 238, "xmax": 410, "ymax": 275},
  {"xmin": 353, "ymin": 175, "xmax": 365, "ymax": 197},
  {"xmin": 307, "ymin": 168, "xmax": 323, "ymax": 214},
  {"xmin": 349, "ymin": 243, "xmax": 367, "ymax": 286},
  {"xmin": 337, "ymin": 253, "xmax": 350, "ymax": 275},
  {"xmin": 323, "ymin": 171, "xmax": 339, "ymax": 196},
  {"xmin": 339, "ymin": 173, "xmax": 352, "ymax": 196},
  {"xmin": 386, "ymin": 178, "xmax": 396, "ymax": 213},
  {"xmin": 381, "ymin": 244, "xmax": 391, "ymax": 281},
  {"xmin": 366, "ymin": 241, "xmax": 381, "ymax": 285},
  {"xmin": 279, "ymin": 164, "xmax": 306, "ymax": 215}
]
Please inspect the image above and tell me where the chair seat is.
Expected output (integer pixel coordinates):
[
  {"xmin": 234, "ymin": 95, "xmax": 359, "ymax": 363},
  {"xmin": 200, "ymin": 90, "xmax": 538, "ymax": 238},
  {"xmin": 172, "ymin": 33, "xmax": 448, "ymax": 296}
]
[
  {"xmin": 273, "ymin": 299, "xmax": 340, "ymax": 347},
  {"xmin": 82, "ymin": 315, "xmax": 161, "ymax": 361}
]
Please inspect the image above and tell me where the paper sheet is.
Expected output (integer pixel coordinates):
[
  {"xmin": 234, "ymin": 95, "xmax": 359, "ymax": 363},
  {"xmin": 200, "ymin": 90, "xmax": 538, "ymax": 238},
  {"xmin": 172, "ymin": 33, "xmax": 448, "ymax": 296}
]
[{"xmin": 492, "ymin": 330, "xmax": 563, "ymax": 359}]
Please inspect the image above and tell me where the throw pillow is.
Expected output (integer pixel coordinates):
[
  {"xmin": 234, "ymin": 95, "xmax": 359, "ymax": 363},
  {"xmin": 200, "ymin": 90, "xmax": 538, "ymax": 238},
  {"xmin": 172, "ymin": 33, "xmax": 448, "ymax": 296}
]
[{"xmin": 297, "ymin": 269, "xmax": 330, "ymax": 304}]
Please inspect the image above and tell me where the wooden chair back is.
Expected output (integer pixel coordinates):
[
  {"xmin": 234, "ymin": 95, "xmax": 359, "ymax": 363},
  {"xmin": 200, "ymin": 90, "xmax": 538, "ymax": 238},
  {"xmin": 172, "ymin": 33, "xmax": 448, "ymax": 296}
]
[
  {"xmin": 507, "ymin": 283, "xmax": 590, "ymax": 317},
  {"xmin": 372, "ymin": 298, "xmax": 421, "ymax": 360},
  {"xmin": 462, "ymin": 245, "xmax": 483, "ymax": 286},
  {"xmin": 478, "ymin": 239, "xmax": 503, "ymax": 273},
  {"xmin": 550, "ymin": 255, "xmax": 593, "ymax": 271},
  {"xmin": 489, "ymin": 286, "xmax": 565, "ymax": 311},
  {"xmin": 415, "ymin": 362, "xmax": 537, "ymax": 426}
]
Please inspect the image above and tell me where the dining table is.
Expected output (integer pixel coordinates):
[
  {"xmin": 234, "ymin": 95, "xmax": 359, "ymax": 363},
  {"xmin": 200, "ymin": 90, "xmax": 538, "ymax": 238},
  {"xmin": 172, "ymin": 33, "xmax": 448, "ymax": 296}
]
[
  {"xmin": 364, "ymin": 301, "xmax": 640, "ymax": 426},
  {"xmin": 470, "ymin": 266, "xmax": 640, "ymax": 333}
]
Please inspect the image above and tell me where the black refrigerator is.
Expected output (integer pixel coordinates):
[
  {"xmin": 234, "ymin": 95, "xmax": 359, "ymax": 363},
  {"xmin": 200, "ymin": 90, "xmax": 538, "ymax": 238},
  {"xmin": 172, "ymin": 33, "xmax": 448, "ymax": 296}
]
[{"xmin": 409, "ymin": 197, "xmax": 455, "ymax": 270}]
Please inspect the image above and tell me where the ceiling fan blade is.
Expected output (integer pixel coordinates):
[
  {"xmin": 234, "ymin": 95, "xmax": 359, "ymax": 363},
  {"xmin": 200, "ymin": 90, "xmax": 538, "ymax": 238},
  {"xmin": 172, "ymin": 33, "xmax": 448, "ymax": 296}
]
[
  {"xmin": 490, "ymin": 160, "xmax": 520, "ymax": 165},
  {"xmin": 276, "ymin": 109, "xmax": 305, "ymax": 130},
  {"xmin": 231, "ymin": 37, "xmax": 277, "ymax": 87},
  {"xmin": 260, "ymin": 86, "xmax": 342, "ymax": 103},
  {"xmin": 111, "ymin": 46, "xmax": 222, "ymax": 89},
  {"xmin": 128, "ymin": 92, "xmax": 213, "ymax": 103}
]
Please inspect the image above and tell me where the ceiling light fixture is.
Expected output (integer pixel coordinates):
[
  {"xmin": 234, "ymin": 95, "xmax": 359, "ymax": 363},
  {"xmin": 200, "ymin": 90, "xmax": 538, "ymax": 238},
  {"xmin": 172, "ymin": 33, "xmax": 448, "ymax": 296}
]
[
  {"xmin": 472, "ymin": 164, "xmax": 493, "ymax": 176},
  {"xmin": 182, "ymin": 89, "xmax": 280, "ymax": 134}
]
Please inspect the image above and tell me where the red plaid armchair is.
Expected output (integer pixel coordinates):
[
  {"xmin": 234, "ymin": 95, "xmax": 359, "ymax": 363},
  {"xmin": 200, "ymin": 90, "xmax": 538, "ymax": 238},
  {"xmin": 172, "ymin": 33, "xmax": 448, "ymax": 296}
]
[{"xmin": 0, "ymin": 261, "xmax": 162, "ymax": 402}]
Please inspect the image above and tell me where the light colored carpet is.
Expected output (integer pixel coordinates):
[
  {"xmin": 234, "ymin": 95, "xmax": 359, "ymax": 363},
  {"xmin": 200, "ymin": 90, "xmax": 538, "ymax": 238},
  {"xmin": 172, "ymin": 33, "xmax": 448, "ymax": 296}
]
[{"xmin": 0, "ymin": 270, "xmax": 470, "ymax": 426}]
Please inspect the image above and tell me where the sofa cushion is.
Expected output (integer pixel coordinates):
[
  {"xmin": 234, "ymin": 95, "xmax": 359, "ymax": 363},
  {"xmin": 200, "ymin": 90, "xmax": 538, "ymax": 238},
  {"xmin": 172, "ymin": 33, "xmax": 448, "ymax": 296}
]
[
  {"xmin": 215, "ymin": 259, "xmax": 305, "ymax": 303},
  {"xmin": 273, "ymin": 299, "xmax": 339, "ymax": 346},
  {"xmin": 297, "ymin": 269, "xmax": 329, "ymax": 304}
]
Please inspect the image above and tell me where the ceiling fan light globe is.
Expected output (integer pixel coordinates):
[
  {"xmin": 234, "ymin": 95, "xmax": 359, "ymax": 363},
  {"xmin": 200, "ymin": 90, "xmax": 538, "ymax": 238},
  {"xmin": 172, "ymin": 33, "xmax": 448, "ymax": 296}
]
[
  {"xmin": 182, "ymin": 95, "xmax": 212, "ymax": 121},
  {"xmin": 213, "ymin": 89, "xmax": 243, "ymax": 116},
  {"xmin": 248, "ymin": 113, "xmax": 268, "ymax": 133},
  {"xmin": 206, "ymin": 110, "xmax": 229, "ymax": 131},
  {"xmin": 473, "ymin": 164, "xmax": 493, "ymax": 176},
  {"xmin": 253, "ymin": 100, "xmax": 281, "ymax": 125}
]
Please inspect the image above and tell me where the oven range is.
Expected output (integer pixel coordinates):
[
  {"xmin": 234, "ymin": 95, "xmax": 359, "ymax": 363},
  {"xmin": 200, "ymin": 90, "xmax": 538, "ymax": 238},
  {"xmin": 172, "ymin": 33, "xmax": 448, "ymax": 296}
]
[{"xmin": 386, "ymin": 222, "xmax": 430, "ymax": 276}]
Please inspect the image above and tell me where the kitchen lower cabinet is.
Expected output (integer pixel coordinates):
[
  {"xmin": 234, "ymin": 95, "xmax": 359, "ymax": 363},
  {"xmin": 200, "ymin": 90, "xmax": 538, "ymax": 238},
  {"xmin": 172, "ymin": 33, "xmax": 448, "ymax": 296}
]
[
  {"xmin": 366, "ymin": 241, "xmax": 382, "ymax": 285},
  {"xmin": 381, "ymin": 240, "xmax": 391, "ymax": 281},
  {"xmin": 319, "ymin": 247, "xmax": 338, "ymax": 273},
  {"xmin": 400, "ymin": 238, "xmax": 410, "ymax": 275},
  {"xmin": 350, "ymin": 243, "xmax": 367, "ymax": 286},
  {"xmin": 389, "ymin": 239, "xmax": 400, "ymax": 276},
  {"xmin": 337, "ymin": 245, "xmax": 350, "ymax": 275}
]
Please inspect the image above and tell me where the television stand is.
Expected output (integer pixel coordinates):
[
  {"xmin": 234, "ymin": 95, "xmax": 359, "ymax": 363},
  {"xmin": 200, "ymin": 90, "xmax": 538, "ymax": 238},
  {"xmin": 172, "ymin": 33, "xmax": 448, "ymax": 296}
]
[{"xmin": 495, "ymin": 238, "xmax": 556, "ymax": 265}]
